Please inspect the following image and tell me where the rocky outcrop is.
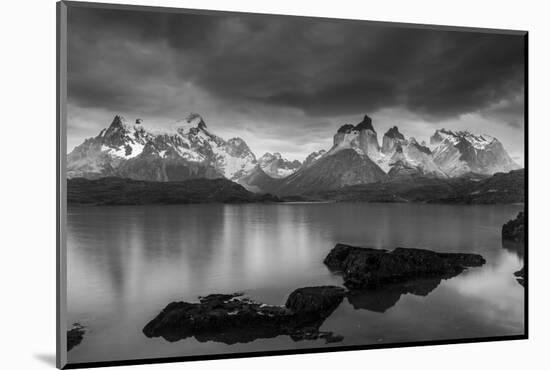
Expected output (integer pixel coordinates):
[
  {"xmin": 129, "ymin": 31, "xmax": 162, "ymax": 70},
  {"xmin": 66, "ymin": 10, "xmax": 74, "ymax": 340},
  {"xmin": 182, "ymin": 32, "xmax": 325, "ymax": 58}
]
[
  {"xmin": 382, "ymin": 126, "xmax": 405, "ymax": 154},
  {"xmin": 514, "ymin": 267, "xmax": 525, "ymax": 287},
  {"xmin": 324, "ymin": 244, "xmax": 485, "ymax": 289},
  {"xmin": 502, "ymin": 212, "xmax": 525, "ymax": 243},
  {"xmin": 67, "ymin": 323, "xmax": 85, "ymax": 351},
  {"xmin": 331, "ymin": 115, "xmax": 381, "ymax": 161},
  {"xmin": 143, "ymin": 286, "xmax": 345, "ymax": 344}
]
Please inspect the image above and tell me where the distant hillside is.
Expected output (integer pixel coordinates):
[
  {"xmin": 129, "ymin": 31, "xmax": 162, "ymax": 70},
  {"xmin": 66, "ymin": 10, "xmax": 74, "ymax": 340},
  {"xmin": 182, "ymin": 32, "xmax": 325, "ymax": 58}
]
[
  {"xmin": 288, "ymin": 169, "xmax": 524, "ymax": 204},
  {"xmin": 68, "ymin": 177, "xmax": 280, "ymax": 205},
  {"xmin": 431, "ymin": 169, "xmax": 524, "ymax": 204}
]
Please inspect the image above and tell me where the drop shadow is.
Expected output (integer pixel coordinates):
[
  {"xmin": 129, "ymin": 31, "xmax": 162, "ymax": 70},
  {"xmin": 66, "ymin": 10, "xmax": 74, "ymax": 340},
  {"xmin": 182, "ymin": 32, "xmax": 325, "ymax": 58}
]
[{"xmin": 34, "ymin": 353, "xmax": 56, "ymax": 367}]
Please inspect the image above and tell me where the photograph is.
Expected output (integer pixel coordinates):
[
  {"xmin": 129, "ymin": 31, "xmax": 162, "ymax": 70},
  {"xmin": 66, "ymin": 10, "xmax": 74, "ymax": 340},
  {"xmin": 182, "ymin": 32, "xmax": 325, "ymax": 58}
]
[{"xmin": 58, "ymin": 1, "xmax": 527, "ymax": 367}]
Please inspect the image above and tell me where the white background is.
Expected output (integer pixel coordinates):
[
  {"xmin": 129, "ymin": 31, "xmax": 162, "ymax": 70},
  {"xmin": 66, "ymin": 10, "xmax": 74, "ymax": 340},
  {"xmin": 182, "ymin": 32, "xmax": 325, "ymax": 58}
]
[{"xmin": 0, "ymin": 0, "xmax": 547, "ymax": 369}]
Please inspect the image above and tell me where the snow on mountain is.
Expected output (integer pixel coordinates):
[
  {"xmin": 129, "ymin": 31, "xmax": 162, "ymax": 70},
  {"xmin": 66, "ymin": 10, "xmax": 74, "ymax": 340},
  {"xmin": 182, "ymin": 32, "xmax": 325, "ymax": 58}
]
[
  {"xmin": 327, "ymin": 115, "xmax": 389, "ymax": 171},
  {"xmin": 388, "ymin": 135, "xmax": 447, "ymax": 178},
  {"xmin": 430, "ymin": 129, "xmax": 520, "ymax": 176},
  {"xmin": 67, "ymin": 114, "xmax": 257, "ymax": 182},
  {"xmin": 258, "ymin": 152, "xmax": 302, "ymax": 178},
  {"xmin": 323, "ymin": 116, "xmax": 444, "ymax": 176},
  {"xmin": 318, "ymin": 116, "xmax": 518, "ymax": 179},
  {"xmin": 381, "ymin": 126, "xmax": 405, "ymax": 154},
  {"xmin": 67, "ymin": 112, "xmax": 521, "ymax": 192}
]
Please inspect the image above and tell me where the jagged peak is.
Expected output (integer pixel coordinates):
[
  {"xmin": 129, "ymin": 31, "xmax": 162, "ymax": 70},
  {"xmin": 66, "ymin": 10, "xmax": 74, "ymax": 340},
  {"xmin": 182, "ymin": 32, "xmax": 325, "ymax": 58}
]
[
  {"xmin": 432, "ymin": 128, "xmax": 497, "ymax": 149},
  {"xmin": 105, "ymin": 115, "xmax": 149, "ymax": 134},
  {"xmin": 385, "ymin": 126, "xmax": 404, "ymax": 140},
  {"xmin": 408, "ymin": 138, "xmax": 432, "ymax": 155},
  {"xmin": 103, "ymin": 115, "xmax": 134, "ymax": 137},
  {"xmin": 354, "ymin": 114, "xmax": 375, "ymax": 132},
  {"xmin": 174, "ymin": 113, "xmax": 209, "ymax": 135},
  {"xmin": 109, "ymin": 115, "xmax": 127, "ymax": 128},
  {"xmin": 336, "ymin": 114, "xmax": 376, "ymax": 134},
  {"xmin": 337, "ymin": 124, "xmax": 355, "ymax": 133}
]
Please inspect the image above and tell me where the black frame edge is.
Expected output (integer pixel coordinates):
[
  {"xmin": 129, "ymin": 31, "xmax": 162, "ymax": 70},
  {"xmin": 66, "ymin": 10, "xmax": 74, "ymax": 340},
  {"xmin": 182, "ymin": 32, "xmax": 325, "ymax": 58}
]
[
  {"xmin": 62, "ymin": 0, "xmax": 528, "ymax": 35},
  {"xmin": 63, "ymin": 334, "xmax": 527, "ymax": 369},
  {"xmin": 57, "ymin": 1, "xmax": 68, "ymax": 368},
  {"xmin": 523, "ymin": 32, "xmax": 530, "ymax": 339}
]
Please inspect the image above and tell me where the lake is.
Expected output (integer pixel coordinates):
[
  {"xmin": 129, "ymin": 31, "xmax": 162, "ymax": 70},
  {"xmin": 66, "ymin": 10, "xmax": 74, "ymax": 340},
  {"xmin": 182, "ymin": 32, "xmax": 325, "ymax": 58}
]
[{"xmin": 66, "ymin": 202, "xmax": 525, "ymax": 364}]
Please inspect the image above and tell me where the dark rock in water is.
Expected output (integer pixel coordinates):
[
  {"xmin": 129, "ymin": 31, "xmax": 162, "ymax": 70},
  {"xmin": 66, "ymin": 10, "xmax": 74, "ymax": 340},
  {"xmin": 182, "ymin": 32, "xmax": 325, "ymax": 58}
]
[
  {"xmin": 143, "ymin": 286, "xmax": 345, "ymax": 345},
  {"xmin": 502, "ymin": 239, "xmax": 525, "ymax": 260},
  {"xmin": 286, "ymin": 286, "xmax": 346, "ymax": 314},
  {"xmin": 324, "ymin": 244, "xmax": 485, "ymax": 289},
  {"xmin": 514, "ymin": 267, "xmax": 525, "ymax": 287},
  {"xmin": 346, "ymin": 277, "xmax": 443, "ymax": 313},
  {"xmin": 67, "ymin": 323, "xmax": 85, "ymax": 351},
  {"xmin": 502, "ymin": 212, "xmax": 525, "ymax": 243}
]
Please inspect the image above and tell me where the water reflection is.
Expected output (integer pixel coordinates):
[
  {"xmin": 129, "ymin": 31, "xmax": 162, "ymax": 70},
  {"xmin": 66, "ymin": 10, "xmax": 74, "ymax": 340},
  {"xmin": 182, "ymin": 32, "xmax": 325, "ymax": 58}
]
[
  {"xmin": 67, "ymin": 203, "xmax": 525, "ymax": 364},
  {"xmin": 346, "ymin": 277, "xmax": 445, "ymax": 313}
]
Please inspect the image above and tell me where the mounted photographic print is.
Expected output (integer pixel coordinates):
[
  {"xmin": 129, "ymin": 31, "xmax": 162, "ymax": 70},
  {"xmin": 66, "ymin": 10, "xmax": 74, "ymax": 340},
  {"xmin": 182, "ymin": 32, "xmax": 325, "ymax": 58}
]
[{"xmin": 56, "ymin": 1, "xmax": 528, "ymax": 368}]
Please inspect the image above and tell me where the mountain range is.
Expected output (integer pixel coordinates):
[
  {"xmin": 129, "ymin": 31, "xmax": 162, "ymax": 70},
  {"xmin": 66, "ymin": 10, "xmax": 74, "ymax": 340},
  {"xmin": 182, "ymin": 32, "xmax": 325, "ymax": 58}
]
[{"xmin": 67, "ymin": 113, "xmax": 521, "ymax": 196}]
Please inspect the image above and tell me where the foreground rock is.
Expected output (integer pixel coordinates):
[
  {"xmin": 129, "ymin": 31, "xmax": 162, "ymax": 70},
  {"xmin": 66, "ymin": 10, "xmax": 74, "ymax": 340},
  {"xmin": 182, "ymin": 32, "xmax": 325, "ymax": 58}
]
[
  {"xmin": 514, "ymin": 267, "xmax": 525, "ymax": 287},
  {"xmin": 143, "ymin": 286, "xmax": 345, "ymax": 345},
  {"xmin": 67, "ymin": 323, "xmax": 85, "ymax": 351},
  {"xmin": 324, "ymin": 244, "xmax": 485, "ymax": 289},
  {"xmin": 502, "ymin": 212, "xmax": 525, "ymax": 243}
]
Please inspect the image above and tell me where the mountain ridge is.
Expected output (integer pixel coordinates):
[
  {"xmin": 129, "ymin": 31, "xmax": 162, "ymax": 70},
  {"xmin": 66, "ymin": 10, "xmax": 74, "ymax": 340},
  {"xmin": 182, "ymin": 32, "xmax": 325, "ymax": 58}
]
[{"xmin": 67, "ymin": 113, "xmax": 522, "ymax": 196}]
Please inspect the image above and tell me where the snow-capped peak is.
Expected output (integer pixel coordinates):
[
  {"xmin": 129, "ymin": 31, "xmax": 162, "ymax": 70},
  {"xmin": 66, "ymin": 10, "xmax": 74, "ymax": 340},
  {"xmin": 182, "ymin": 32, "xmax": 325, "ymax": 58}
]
[
  {"xmin": 431, "ymin": 129, "xmax": 497, "ymax": 150},
  {"xmin": 259, "ymin": 152, "xmax": 283, "ymax": 162},
  {"xmin": 258, "ymin": 152, "xmax": 301, "ymax": 178}
]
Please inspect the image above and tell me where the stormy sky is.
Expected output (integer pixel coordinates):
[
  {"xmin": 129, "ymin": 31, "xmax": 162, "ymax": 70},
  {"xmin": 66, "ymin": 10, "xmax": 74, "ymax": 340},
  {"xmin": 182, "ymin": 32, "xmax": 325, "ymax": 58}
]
[{"xmin": 66, "ymin": 5, "xmax": 526, "ymax": 165}]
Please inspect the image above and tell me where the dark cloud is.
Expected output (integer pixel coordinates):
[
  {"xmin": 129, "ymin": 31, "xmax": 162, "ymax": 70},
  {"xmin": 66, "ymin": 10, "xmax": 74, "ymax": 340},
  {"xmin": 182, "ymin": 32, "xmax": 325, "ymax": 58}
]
[
  {"xmin": 66, "ymin": 5, "xmax": 525, "ymax": 163},
  {"xmin": 67, "ymin": 6, "xmax": 525, "ymax": 122}
]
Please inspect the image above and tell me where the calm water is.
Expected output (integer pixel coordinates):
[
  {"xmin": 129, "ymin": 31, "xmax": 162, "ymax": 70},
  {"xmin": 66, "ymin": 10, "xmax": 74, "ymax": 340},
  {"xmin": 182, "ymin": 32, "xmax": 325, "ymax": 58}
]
[{"xmin": 66, "ymin": 203, "xmax": 524, "ymax": 364}]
